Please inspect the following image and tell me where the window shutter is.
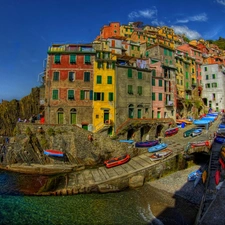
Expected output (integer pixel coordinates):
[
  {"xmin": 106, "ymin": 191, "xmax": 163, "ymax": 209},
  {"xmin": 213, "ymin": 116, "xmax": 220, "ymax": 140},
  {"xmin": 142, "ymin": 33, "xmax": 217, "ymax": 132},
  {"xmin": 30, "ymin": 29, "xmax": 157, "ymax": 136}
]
[
  {"xmin": 70, "ymin": 55, "xmax": 76, "ymax": 64},
  {"xmin": 102, "ymin": 93, "xmax": 104, "ymax": 101},
  {"xmin": 80, "ymin": 90, "xmax": 84, "ymax": 100},
  {"xmin": 97, "ymin": 76, "xmax": 102, "ymax": 84},
  {"xmin": 90, "ymin": 90, "xmax": 93, "ymax": 100},
  {"xmin": 107, "ymin": 76, "xmax": 112, "ymax": 84},
  {"xmin": 94, "ymin": 92, "xmax": 97, "ymax": 101},
  {"xmin": 54, "ymin": 54, "xmax": 60, "ymax": 63},
  {"xmin": 128, "ymin": 68, "xmax": 132, "ymax": 78}
]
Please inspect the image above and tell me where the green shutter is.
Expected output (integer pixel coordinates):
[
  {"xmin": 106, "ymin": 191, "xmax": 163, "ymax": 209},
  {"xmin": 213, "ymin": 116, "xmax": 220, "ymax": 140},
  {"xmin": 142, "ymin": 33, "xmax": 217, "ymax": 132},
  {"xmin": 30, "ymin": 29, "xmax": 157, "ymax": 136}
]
[
  {"xmin": 85, "ymin": 55, "xmax": 91, "ymax": 63},
  {"xmin": 159, "ymin": 93, "xmax": 162, "ymax": 101},
  {"xmin": 138, "ymin": 86, "xmax": 142, "ymax": 95},
  {"xmin": 54, "ymin": 54, "xmax": 60, "ymax": 63},
  {"xmin": 53, "ymin": 72, "xmax": 59, "ymax": 81},
  {"xmin": 152, "ymin": 92, "xmax": 155, "ymax": 101},
  {"xmin": 186, "ymin": 72, "xmax": 189, "ymax": 79},
  {"xmin": 128, "ymin": 85, "xmax": 133, "ymax": 94},
  {"xmin": 52, "ymin": 90, "xmax": 58, "ymax": 100},
  {"xmin": 80, "ymin": 90, "xmax": 84, "ymax": 100},
  {"xmin": 109, "ymin": 92, "xmax": 113, "ymax": 101},
  {"xmin": 94, "ymin": 92, "xmax": 97, "ymax": 100},
  {"xmin": 102, "ymin": 93, "xmax": 104, "ymax": 101},
  {"xmin": 128, "ymin": 68, "xmax": 132, "ymax": 78},
  {"xmin": 138, "ymin": 72, "xmax": 142, "ymax": 79},
  {"xmin": 159, "ymin": 80, "xmax": 163, "ymax": 87},
  {"xmin": 97, "ymin": 75, "xmax": 102, "ymax": 84},
  {"xmin": 107, "ymin": 76, "xmax": 112, "ymax": 84},
  {"xmin": 152, "ymin": 78, "xmax": 155, "ymax": 86},
  {"xmin": 70, "ymin": 55, "xmax": 76, "ymax": 64},
  {"xmin": 152, "ymin": 70, "xmax": 156, "ymax": 76},
  {"xmin": 68, "ymin": 90, "xmax": 74, "ymax": 100},
  {"xmin": 84, "ymin": 72, "xmax": 90, "ymax": 81}
]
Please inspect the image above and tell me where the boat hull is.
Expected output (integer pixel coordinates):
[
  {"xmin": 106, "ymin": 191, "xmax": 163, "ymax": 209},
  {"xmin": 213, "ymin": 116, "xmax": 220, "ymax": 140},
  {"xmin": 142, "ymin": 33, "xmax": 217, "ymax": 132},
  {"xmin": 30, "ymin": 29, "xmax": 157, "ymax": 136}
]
[
  {"xmin": 149, "ymin": 149, "xmax": 173, "ymax": 161},
  {"xmin": 148, "ymin": 143, "xmax": 168, "ymax": 153},
  {"xmin": 135, "ymin": 140, "xmax": 158, "ymax": 148},
  {"xmin": 104, "ymin": 154, "xmax": 130, "ymax": 168},
  {"xmin": 44, "ymin": 149, "xmax": 64, "ymax": 157}
]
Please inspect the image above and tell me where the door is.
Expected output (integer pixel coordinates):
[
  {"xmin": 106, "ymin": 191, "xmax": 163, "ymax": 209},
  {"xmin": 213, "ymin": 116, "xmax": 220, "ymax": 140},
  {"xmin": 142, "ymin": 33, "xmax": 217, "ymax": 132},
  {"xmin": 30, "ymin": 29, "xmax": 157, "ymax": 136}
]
[
  {"xmin": 104, "ymin": 112, "xmax": 109, "ymax": 123},
  {"xmin": 157, "ymin": 111, "xmax": 161, "ymax": 119},
  {"xmin": 137, "ymin": 109, "xmax": 142, "ymax": 118},
  {"xmin": 58, "ymin": 112, "xmax": 64, "ymax": 124},
  {"xmin": 70, "ymin": 113, "xmax": 77, "ymax": 124}
]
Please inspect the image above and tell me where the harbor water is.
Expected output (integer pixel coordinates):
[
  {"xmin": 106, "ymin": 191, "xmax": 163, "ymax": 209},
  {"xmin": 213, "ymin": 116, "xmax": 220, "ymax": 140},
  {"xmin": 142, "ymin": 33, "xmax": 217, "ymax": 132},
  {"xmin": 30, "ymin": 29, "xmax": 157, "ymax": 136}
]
[{"xmin": 0, "ymin": 170, "xmax": 198, "ymax": 225}]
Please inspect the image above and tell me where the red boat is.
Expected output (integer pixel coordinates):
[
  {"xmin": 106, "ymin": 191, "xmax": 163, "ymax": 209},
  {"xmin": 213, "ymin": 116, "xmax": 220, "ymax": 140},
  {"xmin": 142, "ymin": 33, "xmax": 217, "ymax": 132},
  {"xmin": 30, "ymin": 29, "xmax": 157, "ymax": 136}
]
[
  {"xmin": 165, "ymin": 127, "xmax": 179, "ymax": 137},
  {"xmin": 190, "ymin": 140, "xmax": 210, "ymax": 148},
  {"xmin": 215, "ymin": 170, "xmax": 221, "ymax": 185},
  {"xmin": 104, "ymin": 154, "xmax": 130, "ymax": 168},
  {"xmin": 219, "ymin": 158, "xmax": 225, "ymax": 169},
  {"xmin": 44, "ymin": 149, "xmax": 64, "ymax": 157}
]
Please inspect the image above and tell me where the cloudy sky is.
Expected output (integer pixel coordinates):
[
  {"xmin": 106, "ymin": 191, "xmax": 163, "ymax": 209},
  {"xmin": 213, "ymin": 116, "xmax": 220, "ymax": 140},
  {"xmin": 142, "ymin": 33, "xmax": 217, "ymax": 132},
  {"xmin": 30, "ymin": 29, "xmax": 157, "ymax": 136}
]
[{"xmin": 0, "ymin": 0, "xmax": 225, "ymax": 101}]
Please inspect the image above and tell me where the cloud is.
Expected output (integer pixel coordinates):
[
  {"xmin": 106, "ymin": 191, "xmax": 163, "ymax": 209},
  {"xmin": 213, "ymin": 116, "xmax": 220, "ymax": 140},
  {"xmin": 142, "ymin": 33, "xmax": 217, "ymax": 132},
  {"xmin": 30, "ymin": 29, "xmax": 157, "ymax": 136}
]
[
  {"xmin": 128, "ymin": 8, "xmax": 157, "ymax": 19},
  {"xmin": 151, "ymin": 19, "xmax": 165, "ymax": 26},
  {"xmin": 176, "ymin": 13, "xmax": 208, "ymax": 23},
  {"xmin": 172, "ymin": 25, "xmax": 202, "ymax": 39},
  {"xmin": 216, "ymin": 0, "xmax": 225, "ymax": 6}
]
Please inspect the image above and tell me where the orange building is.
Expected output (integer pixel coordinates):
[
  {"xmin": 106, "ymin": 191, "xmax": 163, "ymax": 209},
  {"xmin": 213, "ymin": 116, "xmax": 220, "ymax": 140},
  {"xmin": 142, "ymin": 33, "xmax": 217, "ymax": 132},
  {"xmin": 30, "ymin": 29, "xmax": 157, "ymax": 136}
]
[{"xmin": 100, "ymin": 22, "xmax": 120, "ymax": 39}]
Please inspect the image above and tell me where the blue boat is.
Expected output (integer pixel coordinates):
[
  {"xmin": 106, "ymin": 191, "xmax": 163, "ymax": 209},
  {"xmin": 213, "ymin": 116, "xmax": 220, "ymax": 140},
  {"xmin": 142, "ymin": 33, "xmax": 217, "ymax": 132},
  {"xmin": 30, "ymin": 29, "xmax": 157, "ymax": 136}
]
[
  {"xmin": 215, "ymin": 136, "xmax": 225, "ymax": 144},
  {"xmin": 148, "ymin": 143, "xmax": 168, "ymax": 153},
  {"xmin": 135, "ymin": 140, "xmax": 159, "ymax": 148},
  {"xmin": 119, "ymin": 140, "xmax": 134, "ymax": 144},
  {"xmin": 193, "ymin": 120, "xmax": 211, "ymax": 126},
  {"xmin": 201, "ymin": 117, "xmax": 215, "ymax": 122},
  {"xmin": 207, "ymin": 113, "xmax": 218, "ymax": 117},
  {"xmin": 188, "ymin": 169, "xmax": 202, "ymax": 182},
  {"xmin": 218, "ymin": 123, "xmax": 225, "ymax": 129}
]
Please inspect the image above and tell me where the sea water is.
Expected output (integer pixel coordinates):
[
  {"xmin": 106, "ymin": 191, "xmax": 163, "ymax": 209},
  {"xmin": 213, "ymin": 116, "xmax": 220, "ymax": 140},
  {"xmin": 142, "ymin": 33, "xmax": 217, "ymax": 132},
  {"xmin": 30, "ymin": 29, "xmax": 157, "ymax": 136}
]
[{"xmin": 0, "ymin": 170, "xmax": 162, "ymax": 225}]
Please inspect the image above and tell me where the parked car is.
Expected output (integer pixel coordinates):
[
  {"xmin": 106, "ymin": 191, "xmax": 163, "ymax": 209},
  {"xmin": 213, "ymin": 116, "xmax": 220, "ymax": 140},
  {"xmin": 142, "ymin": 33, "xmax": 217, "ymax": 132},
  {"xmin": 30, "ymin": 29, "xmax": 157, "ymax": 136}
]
[{"xmin": 190, "ymin": 128, "xmax": 203, "ymax": 137}]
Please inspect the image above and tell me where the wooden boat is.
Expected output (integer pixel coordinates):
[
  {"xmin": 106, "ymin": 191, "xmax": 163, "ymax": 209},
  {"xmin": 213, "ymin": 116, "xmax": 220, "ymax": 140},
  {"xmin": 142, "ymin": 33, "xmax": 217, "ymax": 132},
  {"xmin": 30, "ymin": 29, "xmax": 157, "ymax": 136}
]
[
  {"xmin": 104, "ymin": 154, "xmax": 130, "ymax": 168},
  {"xmin": 219, "ymin": 158, "xmax": 225, "ymax": 169},
  {"xmin": 119, "ymin": 140, "xmax": 134, "ymax": 144},
  {"xmin": 176, "ymin": 119, "xmax": 192, "ymax": 125},
  {"xmin": 188, "ymin": 169, "xmax": 202, "ymax": 182},
  {"xmin": 149, "ymin": 149, "xmax": 173, "ymax": 161},
  {"xmin": 165, "ymin": 127, "xmax": 179, "ymax": 137},
  {"xmin": 44, "ymin": 149, "xmax": 64, "ymax": 157},
  {"xmin": 190, "ymin": 140, "xmax": 210, "ymax": 148},
  {"xmin": 135, "ymin": 140, "xmax": 159, "ymax": 148},
  {"xmin": 215, "ymin": 170, "xmax": 221, "ymax": 185},
  {"xmin": 202, "ymin": 170, "xmax": 207, "ymax": 184},
  {"xmin": 148, "ymin": 143, "xmax": 168, "ymax": 153}
]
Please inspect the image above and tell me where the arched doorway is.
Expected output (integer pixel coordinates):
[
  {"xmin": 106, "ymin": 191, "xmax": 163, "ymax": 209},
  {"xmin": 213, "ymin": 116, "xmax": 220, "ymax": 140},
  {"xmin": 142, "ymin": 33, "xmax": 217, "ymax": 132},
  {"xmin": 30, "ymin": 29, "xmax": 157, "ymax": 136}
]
[
  {"xmin": 137, "ymin": 104, "xmax": 143, "ymax": 119},
  {"xmin": 70, "ymin": 108, "xmax": 77, "ymax": 124},
  {"xmin": 57, "ymin": 108, "xmax": 64, "ymax": 124},
  {"xmin": 128, "ymin": 104, "xmax": 134, "ymax": 118},
  {"xmin": 156, "ymin": 124, "xmax": 164, "ymax": 138}
]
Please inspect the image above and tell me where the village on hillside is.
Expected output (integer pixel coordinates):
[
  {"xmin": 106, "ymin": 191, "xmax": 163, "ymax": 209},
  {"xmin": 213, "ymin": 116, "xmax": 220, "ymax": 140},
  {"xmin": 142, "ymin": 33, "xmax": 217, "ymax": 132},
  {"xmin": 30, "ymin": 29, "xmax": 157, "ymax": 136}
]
[{"xmin": 38, "ymin": 21, "xmax": 225, "ymax": 136}]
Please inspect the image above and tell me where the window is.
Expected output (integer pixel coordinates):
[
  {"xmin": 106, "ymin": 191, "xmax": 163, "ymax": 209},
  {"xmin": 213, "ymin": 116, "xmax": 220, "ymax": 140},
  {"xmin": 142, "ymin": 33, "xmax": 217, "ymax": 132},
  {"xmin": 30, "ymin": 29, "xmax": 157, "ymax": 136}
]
[
  {"xmin": 138, "ymin": 72, "xmax": 142, "ymax": 79},
  {"xmin": 152, "ymin": 78, "xmax": 155, "ymax": 86},
  {"xmin": 69, "ymin": 72, "xmax": 75, "ymax": 82},
  {"xmin": 159, "ymin": 79, "xmax": 163, "ymax": 87},
  {"xmin": 213, "ymin": 93, "xmax": 216, "ymax": 101},
  {"xmin": 107, "ymin": 76, "xmax": 112, "ymax": 84},
  {"xmin": 204, "ymin": 67, "xmax": 207, "ymax": 71},
  {"xmin": 164, "ymin": 49, "xmax": 167, "ymax": 55},
  {"xmin": 108, "ymin": 92, "xmax": 113, "ymax": 101},
  {"xmin": 137, "ymin": 86, "xmax": 142, "ymax": 95},
  {"xmin": 128, "ymin": 68, "xmax": 132, "ymax": 78},
  {"xmin": 159, "ymin": 93, "xmax": 162, "ymax": 101},
  {"xmin": 52, "ymin": 90, "xmax": 58, "ymax": 100},
  {"xmin": 128, "ymin": 85, "xmax": 133, "ymax": 94},
  {"xmin": 84, "ymin": 55, "xmax": 91, "ymax": 64},
  {"xmin": 152, "ymin": 70, "xmax": 156, "ymax": 76},
  {"xmin": 84, "ymin": 72, "xmax": 90, "ymax": 82},
  {"xmin": 212, "ymin": 74, "xmax": 216, "ymax": 79},
  {"xmin": 53, "ymin": 71, "xmax": 59, "ymax": 81},
  {"xmin": 212, "ymin": 83, "xmax": 217, "ymax": 88},
  {"xmin": 206, "ymin": 75, "xmax": 209, "ymax": 80},
  {"xmin": 152, "ymin": 92, "xmax": 155, "ymax": 100},
  {"xmin": 94, "ymin": 92, "xmax": 104, "ymax": 101},
  {"xmin": 80, "ymin": 90, "xmax": 93, "ymax": 100},
  {"xmin": 192, "ymin": 68, "xmax": 195, "ymax": 73},
  {"xmin": 97, "ymin": 75, "xmax": 102, "ymax": 84},
  {"xmin": 70, "ymin": 55, "xmax": 76, "ymax": 64},
  {"xmin": 185, "ymin": 72, "xmax": 188, "ymax": 79},
  {"xmin": 54, "ymin": 54, "xmax": 60, "ymax": 64},
  {"xmin": 205, "ymin": 83, "xmax": 210, "ymax": 88},
  {"xmin": 97, "ymin": 62, "xmax": 103, "ymax": 69},
  {"xmin": 68, "ymin": 90, "xmax": 75, "ymax": 100}
]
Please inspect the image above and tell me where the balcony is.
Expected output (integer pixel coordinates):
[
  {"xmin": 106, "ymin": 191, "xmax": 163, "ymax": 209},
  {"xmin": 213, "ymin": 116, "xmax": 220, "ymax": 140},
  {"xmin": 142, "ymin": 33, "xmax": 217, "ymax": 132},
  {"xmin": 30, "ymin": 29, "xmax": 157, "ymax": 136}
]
[
  {"xmin": 48, "ymin": 45, "xmax": 95, "ymax": 53},
  {"xmin": 165, "ymin": 101, "xmax": 174, "ymax": 107}
]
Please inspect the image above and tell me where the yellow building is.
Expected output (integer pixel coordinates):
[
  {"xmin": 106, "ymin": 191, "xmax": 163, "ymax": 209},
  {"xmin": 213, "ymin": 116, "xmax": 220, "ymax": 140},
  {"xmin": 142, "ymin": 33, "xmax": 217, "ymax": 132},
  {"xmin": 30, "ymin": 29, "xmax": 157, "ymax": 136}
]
[
  {"xmin": 93, "ymin": 51, "xmax": 117, "ymax": 134},
  {"xmin": 120, "ymin": 23, "xmax": 134, "ymax": 40}
]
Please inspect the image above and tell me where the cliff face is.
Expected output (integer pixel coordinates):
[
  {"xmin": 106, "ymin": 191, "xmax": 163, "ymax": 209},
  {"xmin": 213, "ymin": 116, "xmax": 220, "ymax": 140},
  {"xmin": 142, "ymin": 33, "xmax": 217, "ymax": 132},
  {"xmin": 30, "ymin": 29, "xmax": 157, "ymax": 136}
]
[{"xmin": 0, "ymin": 88, "xmax": 40, "ymax": 136}]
